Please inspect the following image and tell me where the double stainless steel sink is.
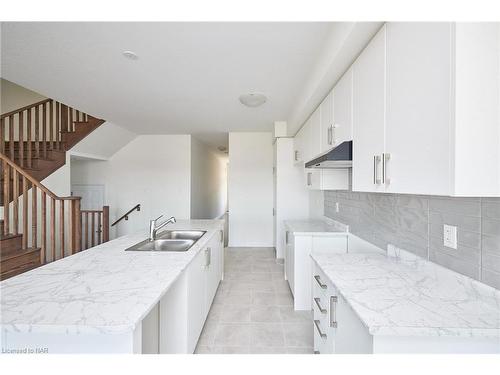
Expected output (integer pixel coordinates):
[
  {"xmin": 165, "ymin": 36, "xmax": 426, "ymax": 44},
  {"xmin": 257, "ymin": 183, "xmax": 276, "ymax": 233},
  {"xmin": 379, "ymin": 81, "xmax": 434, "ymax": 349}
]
[{"xmin": 125, "ymin": 230, "xmax": 206, "ymax": 252}]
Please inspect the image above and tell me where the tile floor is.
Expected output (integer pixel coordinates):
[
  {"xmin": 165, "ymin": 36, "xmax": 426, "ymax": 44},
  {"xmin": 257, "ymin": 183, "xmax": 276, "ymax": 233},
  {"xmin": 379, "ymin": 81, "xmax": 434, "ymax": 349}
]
[{"xmin": 195, "ymin": 247, "xmax": 313, "ymax": 354}]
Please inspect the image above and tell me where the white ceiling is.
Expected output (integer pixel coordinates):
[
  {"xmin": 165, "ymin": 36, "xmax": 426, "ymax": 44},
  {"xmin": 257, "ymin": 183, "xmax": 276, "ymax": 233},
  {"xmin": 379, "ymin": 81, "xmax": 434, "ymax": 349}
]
[{"xmin": 1, "ymin": 22, "xmax": 334, "ymax": 149}]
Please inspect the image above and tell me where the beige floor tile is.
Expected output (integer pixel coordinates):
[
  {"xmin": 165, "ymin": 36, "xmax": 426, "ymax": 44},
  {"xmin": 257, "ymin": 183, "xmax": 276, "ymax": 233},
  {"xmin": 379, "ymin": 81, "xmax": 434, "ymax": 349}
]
[
  {"xmin": 219, "ymin": 305, "xmax": 252, "ymax": 323},
  {"xmin": 196, "ymin": 246, "xmax": 313, "ymax": 354},
  {"xmin": 250, "ymin": 323, "xmax": 285, "ymax": 347},
  {"xmin": 279, "ymin": 306, "xmax": 312, "ymax": 323},
  {"xmin": 197, "ymin": 320, "xmax": 218, "ymax": 346},
  {"xmin": 250, "ymin": 306, "xmax": 281, "ymax": 323},
  {"xmin": 214, "ymin": 324, "xmax": 252, "ymax": 346},
  {"xmin": 252, "ymin": 292, "xmax": 278, "ymax": 306},
  {"xmin": 283, "ymin": 323, "xmax": 314, "ymax": 347}
]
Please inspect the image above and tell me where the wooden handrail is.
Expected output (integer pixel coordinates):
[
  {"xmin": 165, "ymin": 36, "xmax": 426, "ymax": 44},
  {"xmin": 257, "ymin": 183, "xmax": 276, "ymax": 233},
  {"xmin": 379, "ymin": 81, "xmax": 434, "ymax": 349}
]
[
  {"xmin": 0, "ymin": 98, "xmax": 52, "ymax": 119},
  {"xmin": 0, "ymin": 153, "xmax": 79, "ymax": 201},
  {"xmin": 111, "ymin": 204, "xmax": 141, "ymax": 226}
]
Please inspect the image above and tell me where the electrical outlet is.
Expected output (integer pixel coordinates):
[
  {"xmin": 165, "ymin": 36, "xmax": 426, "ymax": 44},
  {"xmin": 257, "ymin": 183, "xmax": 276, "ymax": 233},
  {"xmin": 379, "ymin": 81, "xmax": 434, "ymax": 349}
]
[
  {"xmin": 335, "ymin": 202, "xmax": 340, "ymax": 213},
  {"xmin": 443, "ymin": 224, "xmax": 457, "ymax": 249}
]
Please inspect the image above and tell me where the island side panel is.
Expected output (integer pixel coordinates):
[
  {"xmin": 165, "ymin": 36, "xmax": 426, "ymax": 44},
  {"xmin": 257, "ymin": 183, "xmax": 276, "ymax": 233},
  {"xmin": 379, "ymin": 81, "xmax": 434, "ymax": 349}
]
[{"xmin": 1, "ymin": 327, "xmax": 139, "ymax": 354}]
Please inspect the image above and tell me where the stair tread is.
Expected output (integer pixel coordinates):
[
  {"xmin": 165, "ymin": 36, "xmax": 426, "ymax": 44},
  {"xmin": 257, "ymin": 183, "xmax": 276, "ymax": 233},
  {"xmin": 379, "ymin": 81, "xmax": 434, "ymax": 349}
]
[{"xmin": 1, "ymin": 247, "xmax": 40, "ymax": 261}]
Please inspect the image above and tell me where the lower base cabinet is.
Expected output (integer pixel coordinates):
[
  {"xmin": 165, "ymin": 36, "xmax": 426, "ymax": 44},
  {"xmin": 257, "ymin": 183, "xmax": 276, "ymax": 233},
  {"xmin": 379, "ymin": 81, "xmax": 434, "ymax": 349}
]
[
  {"xmin": 312, "ymin": 263, "xmax": 373, "ymax": 354},
  {"xmin": 284, "ymin": 227, "xmax": 348, "ymax": 311},
  {"xmin": 157, "ymin": 229, "xmax": 224, "ymax": 353},
  {"xmin": 311, "ymin": 262, "xmax": 500, "ymax": 354}
]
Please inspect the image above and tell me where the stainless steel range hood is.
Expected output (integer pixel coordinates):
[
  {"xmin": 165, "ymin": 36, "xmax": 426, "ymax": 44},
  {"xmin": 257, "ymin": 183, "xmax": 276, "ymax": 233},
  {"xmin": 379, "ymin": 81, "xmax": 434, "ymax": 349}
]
[{"xmin": 305, "ymin": 141, "xmax": 352, "ymax": 169}]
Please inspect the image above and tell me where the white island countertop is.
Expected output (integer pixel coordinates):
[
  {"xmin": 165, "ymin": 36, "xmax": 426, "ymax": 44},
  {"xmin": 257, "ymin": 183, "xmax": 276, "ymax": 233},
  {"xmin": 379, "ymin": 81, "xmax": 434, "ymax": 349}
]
[
  {"xmin": 311, "ymin": 249, "xmax": 500, "ymax": 339},
  {"xmin": 0, "ymin": 220, "xmax": 223, "ymax": 336}
]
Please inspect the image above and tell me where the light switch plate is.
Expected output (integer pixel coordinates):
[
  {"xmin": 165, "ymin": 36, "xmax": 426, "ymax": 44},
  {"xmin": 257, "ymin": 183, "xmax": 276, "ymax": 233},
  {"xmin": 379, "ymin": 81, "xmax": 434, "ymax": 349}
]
[
  {"xmin": 335, "ymin": 202, "xmax": 340, "ymax": 213},
  {"xmin": 443, "ymin": 224, "xmax": 457, "ymax": 249}
]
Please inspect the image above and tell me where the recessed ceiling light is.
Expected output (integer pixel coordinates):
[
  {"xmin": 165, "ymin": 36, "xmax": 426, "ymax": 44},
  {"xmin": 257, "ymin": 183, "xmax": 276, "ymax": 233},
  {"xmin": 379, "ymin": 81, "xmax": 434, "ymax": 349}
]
[
  {"xmin": 239, "ymin": 93, "xmax": 267, "ymax": 108},
  {"xmin": 122, "ymin": 51, "xmax": 139, "ymax": 60}
]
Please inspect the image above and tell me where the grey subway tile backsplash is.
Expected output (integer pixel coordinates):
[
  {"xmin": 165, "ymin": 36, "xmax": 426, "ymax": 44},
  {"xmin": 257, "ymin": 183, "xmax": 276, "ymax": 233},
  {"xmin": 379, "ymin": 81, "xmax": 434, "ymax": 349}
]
[{"xmin": 324, "ymin": 191, "xmax": 500, "ymax": 290}]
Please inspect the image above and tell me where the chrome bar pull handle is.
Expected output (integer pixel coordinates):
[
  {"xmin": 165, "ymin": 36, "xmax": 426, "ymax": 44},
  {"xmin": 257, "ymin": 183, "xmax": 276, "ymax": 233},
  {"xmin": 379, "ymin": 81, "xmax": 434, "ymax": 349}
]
[
  {"xmin": 285, "ymin": 231, "xmax": 289, "ymax": 245},
  {"xmin": 383, "ymin": 153, "xmax": 391, "ymax": 185},
  {"xmin": 314, "ymin": 275, "xmax": 327, "ymax": 289},
  {"xmin": 294, "ymin": 150, "xmax": 299, "ymax": 161},
  {"xmin": 330, "ymin": 296, "xmax": 338, "ymax": 328},
  {"xmin": 373, "ymin": 155, "xmax": 376, "ymax": 184},
  {"xmin": 314, "ymin": 320, "xmax": 327, "ymax": 339},
  {"xmin": 328, "ymin": 125, "xmax": 333, "ymax": 145},
  {"xmin": 205, "ymin": 247, "xmax": 211, "ymax": 267},
  {"xmin": 374, "ymin": 155, "xmax": 382, "ymax": 185},
  {"xmin": 307, "ymin": 172, "xmax": 312, "ymax": 186},
  {"xmin": 314, "ymin": 297, "xmax": 327, "ymax": 314}
]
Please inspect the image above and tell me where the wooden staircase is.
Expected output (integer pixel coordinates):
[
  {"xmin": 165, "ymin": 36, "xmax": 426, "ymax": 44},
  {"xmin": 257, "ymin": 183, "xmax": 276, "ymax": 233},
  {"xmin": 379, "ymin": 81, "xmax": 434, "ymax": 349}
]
[{"xmin": 1, "ymin": 99, "xmax": 107, "ymax": 280}]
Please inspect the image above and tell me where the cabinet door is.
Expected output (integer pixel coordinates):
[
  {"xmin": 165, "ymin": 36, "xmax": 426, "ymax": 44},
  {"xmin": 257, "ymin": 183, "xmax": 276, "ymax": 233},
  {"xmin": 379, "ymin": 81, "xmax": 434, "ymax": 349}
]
[
  {"xmin": 385, "ymin": 22, "xmax": 452, "ymax": 195},
  {"xmin": 352, "ymin": 25, "xmax": 386, "ymax": 193},
  {"xmin": 287, "ymin": 235, "xmax": 295, "ymax": 294},
  {"xmin": 293, "ymin": 126, "xmax": 305, "ymax": 164},
  {"xmin": 187, "ymin": 250, "xmax": 207, "ymax": 352},
  {"xmin": 301, "ymin": 118, "xmax": 313, "ymax": 162},
  {"xmin": 334, "ymin": 294, "xmax": 373, "ymax": 353},
  {"xmin": 305, "ymin": 169, "xmax": 321, "ymax": 190},
  {"xmin": 305, "ymin": 169, "xmax": 349, "ymax": 191},
  {"xmin": 333, "ymin": 68, "xmax": 353, "ymax": 145},
  {"xmin": 320, "ymin": 90, "xmax": 334, "ymax": 153},
  {"xmin": 309, "ymin": 107, "xmax": 322, "ymax": 159}
]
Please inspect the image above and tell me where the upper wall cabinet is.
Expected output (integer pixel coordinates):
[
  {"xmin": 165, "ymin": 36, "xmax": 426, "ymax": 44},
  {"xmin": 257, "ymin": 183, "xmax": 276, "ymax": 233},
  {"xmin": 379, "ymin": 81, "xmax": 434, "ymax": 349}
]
[
  {"xmin": 352, "ymin": 25, "xmax": 386, "ymax": 193},
  {"xmin": 319, "ymin": 90, "xmax": 334, "ymax": 153},
  {"xmin": 333, "ymin": 68, "xmax": 353, "ymax": 147},
  {"xmin": 384, "ymin": 22, "xmax": 452, "ymax": 195},
  {"xmin": 352, "ymin": 22, "xmax": 500, "ymax": 197}
]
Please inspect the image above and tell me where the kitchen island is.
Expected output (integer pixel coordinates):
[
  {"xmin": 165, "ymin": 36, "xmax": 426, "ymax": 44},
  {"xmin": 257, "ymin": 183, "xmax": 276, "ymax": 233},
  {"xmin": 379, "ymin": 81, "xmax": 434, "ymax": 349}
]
[{"xmin": 1, "ymin": 219, "xmax": 224, "ymax": 354}]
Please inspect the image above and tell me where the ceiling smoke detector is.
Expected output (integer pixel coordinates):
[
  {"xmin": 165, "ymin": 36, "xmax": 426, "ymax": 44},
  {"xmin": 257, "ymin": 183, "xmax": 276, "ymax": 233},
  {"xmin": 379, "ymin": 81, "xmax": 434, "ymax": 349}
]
[
  {"xmin": 239, "ymin": 93, "xmax": 267, "ymax": 108},
  {"xmin": 122, "ymin": 51, "xmax": 139, "ymax": 60}
]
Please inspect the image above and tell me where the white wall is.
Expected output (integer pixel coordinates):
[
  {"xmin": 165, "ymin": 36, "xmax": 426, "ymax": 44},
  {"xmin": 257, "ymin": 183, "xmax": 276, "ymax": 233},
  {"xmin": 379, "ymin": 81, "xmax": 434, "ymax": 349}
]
[
  {"xmin": 0, "ymin": 78, "xmax": 47, "ymax": 113},
  {"xmin": 70, "ymin": 122, "xmax": 137, "ymax": 160},
  {"xmin": 190, "ymin": 137, "xmax": 227, "ymax": 220},
  {"xmin": 228, "ymin": 132, "xmax": 274, "ymax": 247},
  {"xmin": 71, "ymin": 135, "xmax": 192, "ymax": 238}
]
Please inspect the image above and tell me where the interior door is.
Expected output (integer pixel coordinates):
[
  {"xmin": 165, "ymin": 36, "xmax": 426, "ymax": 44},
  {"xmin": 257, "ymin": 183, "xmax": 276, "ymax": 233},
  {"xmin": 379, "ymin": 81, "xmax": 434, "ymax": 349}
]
[
  {"xmin": 71, "ymin": 184, "xmax": 105, "ymax": 210},
  {"xmin": 352, "ymin": 25, "xmax": 386, "ymax": 193}
]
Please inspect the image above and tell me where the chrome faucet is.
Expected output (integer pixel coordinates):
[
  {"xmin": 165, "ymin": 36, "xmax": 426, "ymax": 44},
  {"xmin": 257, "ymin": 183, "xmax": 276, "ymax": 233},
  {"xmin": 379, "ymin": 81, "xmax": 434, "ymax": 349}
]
[{"xmin": 149, "ymin": 215, "xmax": 176, "ymax": 241}]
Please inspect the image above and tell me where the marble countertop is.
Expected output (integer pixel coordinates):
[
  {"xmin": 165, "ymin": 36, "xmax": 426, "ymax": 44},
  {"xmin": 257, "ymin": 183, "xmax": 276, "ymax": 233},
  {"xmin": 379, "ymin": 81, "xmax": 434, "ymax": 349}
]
[
  {"xmin": 311, "ymin": 248, "xmax": 500, "ymax": 338},
  {"xmin": 284, "ymin": 219, "xmax": 348, "ymax": 235},
  {"xmin": 0, "ymin": 220, "xmax": 223, "ymax": 335}
]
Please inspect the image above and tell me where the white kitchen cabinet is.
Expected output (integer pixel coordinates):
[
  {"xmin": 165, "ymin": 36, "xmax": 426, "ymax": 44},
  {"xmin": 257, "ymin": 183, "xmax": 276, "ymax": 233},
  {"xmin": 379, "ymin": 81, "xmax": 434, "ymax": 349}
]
[
  {"xmin": 319, "ymin": 90, "xmax": 334, "ymax": 153},
  {"xmin": 293, "ymin": 118, "xmax": 309, "ymax": 164},
  {"xmin": 384, "ymin": 22, "xmax": 452, "ymax": 195},
  {"xmin": 305, "ymin": 169, "xmax": 349, "ymax": 191},
  {"xmin": 205, "ymin": 229, "xmax": 223, "ymax": 309},
  {"xmin": 333, "ymin": 68, "xmax": 353, "ymax": 146},
  {"xmin": 187, "ymin": 247, "xmax": 208, "ymax": 353},
  {"xmin": 352, "ymin": 24, "xmax": 386, "ymax": 193},
  {"xmin": 352, "ymin": 22, "xmax": 500, "ymax": 196},
  {"xmin": 161, "ymin": 230, "xmax": 223, "ymax": 354},
  {"xmin": 312, "ymin": 263, "xmax": 372, "ymax": 354},
  {"xmin": 308, "ymin": 107, "xmax": 322, "ymax": 159},
  {"xmin": 284, "ymin": 226, "xmax": 348, "ymax": 311}
]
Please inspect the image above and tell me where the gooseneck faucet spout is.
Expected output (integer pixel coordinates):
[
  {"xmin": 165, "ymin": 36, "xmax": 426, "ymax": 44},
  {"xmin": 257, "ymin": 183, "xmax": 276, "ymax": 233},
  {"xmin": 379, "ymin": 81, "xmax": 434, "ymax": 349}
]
[{"xmin": 149, "ymin": 215, "xmax": 177, "ymax": 241}]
